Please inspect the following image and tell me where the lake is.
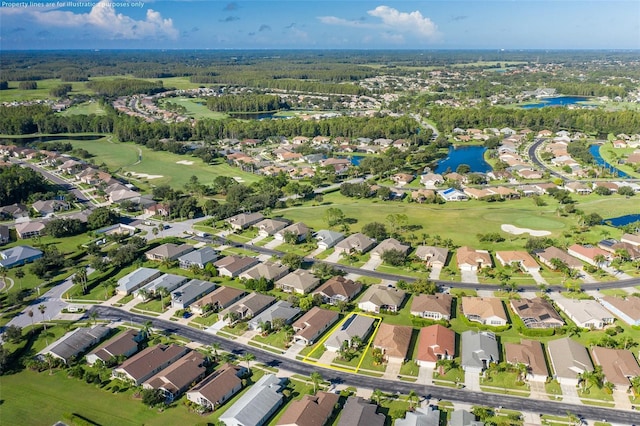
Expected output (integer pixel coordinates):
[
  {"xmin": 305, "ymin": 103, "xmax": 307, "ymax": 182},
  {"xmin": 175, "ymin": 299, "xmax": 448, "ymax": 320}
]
[
  {"xmin": 338, "ymin": 155, "xmax": 365, "ymax": 166},
  {"xmin": 434, "ymin": 145, "xmax": 491, "ymax": 173},
  {"xmin": 229, "ymin": 112, "xmax": 278, "ymax": 120},
  {"xmin": 521, "ymin": 96, "xmax": 590, "ymax": 109},
  {"xmin": 605, "ymin": 214, "xmax": 640, "ymax": 227},
  {"xmin": 588, "ymin": 144, "xmax": 629, "ymax": 178}
]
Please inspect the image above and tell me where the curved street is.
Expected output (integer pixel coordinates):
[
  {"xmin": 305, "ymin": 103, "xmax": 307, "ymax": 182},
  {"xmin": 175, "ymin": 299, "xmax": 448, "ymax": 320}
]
[{"xmin": 89, "ymin": 305, "xmax": 640, "ymax": 425}]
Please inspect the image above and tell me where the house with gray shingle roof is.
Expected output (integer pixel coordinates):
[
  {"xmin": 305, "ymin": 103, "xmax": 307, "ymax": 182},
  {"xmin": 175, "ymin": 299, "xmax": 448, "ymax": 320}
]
[
  {"xmin": 547, "ymin": 337, "xmax": 593, "ymax": 385},
  {"xmin": 41, "ymin": 325, "xmax": 110, "ymax": 365},
  {"xmin": 337, "ymin": 396, "xmax": 385, "ymax": 426},
  {"xmin": 255, "ymin": 218, "xmax": 290, "ymax": 236},
  {"xmin": 178, "ymin": 247, "xmax": 218, "ymax": 269},
  {"xmin": 226, "ymin": 212, "xmax": 264, "ymax": 230},
  {"xmin": 171, "ymin": 279, "xmax": 216, "ymax": 309},
  {"xmin": 371, "ymin": 238, "xmax": 410, "ymax": 258},
  {"xmin": 0, "ymin": 245, "xmax": 43, "ymax": 268},
  {"xmin": 248, "ymin": 301, "xmax": 301, "ymax": 331},
  {"xmin": 461, "ymin": 330, "xmax": 500, "ymax": 373},
  {"xmin": 314, "ymin": 230, "xmax": 345, "ymax": 250},
  {"xmin": 335, "ymin": 233, "xmax": 375, "ymax": 254},
  {"xmin": 116, "ymin": 267, "xmax": 162, "ymax": 295},
  {"xmin": 219, "ymin": 374, "xmax": 285, "ymax": 426},
  {"xmin": 224, "ymin": 293, "xmax": 277, "ymax": 321},
  {"xmin": 325, "ymin": 314, "xmax": 375, "ymax": 352},
  {"xmin": 214, "ymin": 256, "xmax": 260, "ymax": 277},
  {"xmin": 275, "ymin": 222, "xmax": 310, "ymax": 243},
  {"xmin": 145, "ymin": 243, "xmax": 194, "ymax": 262},
  {"xmin": 135, "ymin": 273, "xmax": 189, "ymax": 300}
]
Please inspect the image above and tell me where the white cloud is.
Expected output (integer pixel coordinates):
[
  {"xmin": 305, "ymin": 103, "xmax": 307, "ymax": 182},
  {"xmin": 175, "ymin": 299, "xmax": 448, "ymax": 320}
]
[{"xmin": 5, "ymin": 0, "xmax": 178, "ymax": 40}]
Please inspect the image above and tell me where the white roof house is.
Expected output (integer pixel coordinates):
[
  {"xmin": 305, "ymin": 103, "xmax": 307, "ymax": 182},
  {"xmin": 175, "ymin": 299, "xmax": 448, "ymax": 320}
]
[
  {"xmin": 116, "ymin": 267, "xmax": 162, "ymax": 295},
  {"xmin": 219, "ymin": 374, "xmax": 285, "ymax": 426},
  {"xmin": 135, "ymin": 274, "xmax": 189, "ymax": 299},
  {"xmin": 554, "ymin": 297, "xmax": 615, "ymax": 329}
]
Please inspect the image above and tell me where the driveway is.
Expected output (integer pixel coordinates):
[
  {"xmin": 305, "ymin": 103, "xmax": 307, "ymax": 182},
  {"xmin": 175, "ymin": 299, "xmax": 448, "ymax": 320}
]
[
  {"xmin": 460, "ymin": 270, "xmax": 479, "ymax": 284},
  {"xmin": 324, "ymin": 250, "xmax": 342, "ymax": 263},
  {"xmin": 429, "ymin": 265, "xmax": 442, "ymax": 280},
  {"xmin": 529, "ymin": 270, "xmax": 548, "ymax": 285},
  {"xmin": 264, "ymin": 239, "xmax": 284, "ymax": 249},
  {"xmin": 361, "ymin": 255, "xmax": 383, "ymax": 271},
  {"xmin": 464, "ymin": 370, "xmax": 480, "ymax": 391}
]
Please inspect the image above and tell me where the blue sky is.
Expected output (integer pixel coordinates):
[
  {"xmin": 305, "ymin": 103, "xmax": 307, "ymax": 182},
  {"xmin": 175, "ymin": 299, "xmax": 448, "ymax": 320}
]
[{"xmin": 1, "ymin": 1, "xmax": 639, "ymax": 50}]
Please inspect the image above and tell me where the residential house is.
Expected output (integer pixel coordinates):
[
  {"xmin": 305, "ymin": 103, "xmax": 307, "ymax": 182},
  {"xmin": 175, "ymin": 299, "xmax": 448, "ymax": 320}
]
[
  {"xmin": 391, "ymin": 173, "xmax": 414, "ymax": 185},
  {"xmin": 450, "ymin": 409, "xmax": 484, "ymax": 426},
  {"xmin": 191, "ymin": 286, "xmax": 246, "ymax": 315},
  {"xmin": 240, "ymin": 262, "xmax": 290, "ymax": 282},
  {"xmin": 135, "ymin": 273, "xmax": 189, "ymax": 300},
  {"xmin": 0, "ymin": 245, "xmax": 43, "ymax": 268},
  {"xmin": 145, "ymin": 243, "xmax": 194, "ymax": 262},
  {"xmin": 536, "ymin": 246, "xmax": 583, "ymax": 270},
  {"xmin": 224, "ymin": 293, "xmax": 276, "ymax": 321},
  {"xmin": 396, "ymin": 407, "xmax": 441, "ymax": 426},
  {"xmin": 248, "ymin": 301, "xmax": 301, "ymax": 331},
  {"xmin": 597, "ymin": 239, "xmax": 640, "ymax": 261},
  {"xmin": 275, "ymin": 222, "xmax": 310, "ymax": 243},
  {"xmin": 357, "ymin": 285, "xmax": 406, "ymax": 313},
  {"xmin": 437, "ymin": 188, "xmax": 469, "ymax": 202},
  {"xmin": 567, "ymin": 244, "xmax": 611, "ymax": 267},
  {"xmin": 276, "ymin": 392, "xmax": 339, "ymax": 426},
  {"xmin": 31, "ymin": 199, "xmax": 70, "ymax": 216},
  {"xmin": 411, "ymin": 189, "xmax": 437, "ymax": 204},
  {"xmin": 116, "ymin": 267, "xmax": 162, "ymax": 295},
  {"xmin": 321, "ymin": 158, "xmax": 351, "ymax": 174},
  {"xmin": 226, "ymin": 212, "xmax": 264, "ymax": 231},
  {"xmin": 590, "ymin": 346, "xmax": 640, "ymax": 388},
  {"xmin": 461, "ymin": 297, "xmax": 508, "ymax": 326},
  {"xmin": 144, "ymin": 202, "xmax": 171, "ymax": 217},
  {"xmin": 186, "ymin": 363, "xmax": 247, "ymax": 411},
  {"xmin": 456, "ymin": 247, "xmax": 492, "ymax": 271},
  {"xmin": 113, "ymin": 344, "xmax": 189, "ymax": 385},
  {"xmin": 335, "ymin": 233, "xmax": 376, "ymax": 254},
  {"xmin": 547, "ymin": 338, "xmax": 593, "ymax": 385},
  {"xmin": 275, "ymin": 269, "xmax": 320, "ymax": 294},
  {"xmin": 370, "ymin": 238, "xmax": 410, "ymax": 258},
  {"xmin": 510, "ymin": 298, "xmax": 564, "ymax": 328},
  {"xmin": 414, "ymin": 246, "xmax": 449, "ymax": 268},
  {"xmin": 15, "ymin": 221, "xmax": 46, "ymax": 239},
  {"xmin": 86, "ymin": 329, "xmax": 141, "ymax": 366},
  {"xmin": 495, "ymin": 251, "xmax": 541, "ymax": 273},
  {"xmin": 554, "ymin": 297, "xmax": 614, "ymax": 329},
  {"xmin": 314, "ymin": 230, "xmax": 345, "ymax": 250},
  {"xmin": 598, "ymin": 296, "xmax": 640, "ymax": 326},
  {"xmin": 255, "ymin": 218, "xmax": 290, "ymax": 237},
  {"xmin": 313, "ymin": 276, "xmax": 362, "ymax": 305},
  {"xmin": 372, "ymin": 323, "xmax": 413, "ymax": 362},
  {"xmin": 325, "ymin": 314, "xmax": 375, "ymax": 352},
  {"xmin": 0, "ymin": 203, "xmax": 29, "ymax": 219},
  {"xmin": 420, "ymin": 173, "xmax": 444, "ymax": 188},
  {"xmin": 178, "ymin": 247, "xmax": 218, "ymax": 269},
  {"xmin": 58, "ymin": 159, "xmax": 84, "ymax": 174},
  {"xmin": 292, "ymin": 307, "xmax": 340, "ymax": 345},
  {"xmin": 565, "ymin": 182, "xmax": 592, "ymax": 195},
  {"xmin": 410, "ymin": 294, "xmax": 453, "ymax": 320},
  {"xmin": 42, "ymin": 325, "xmax": 110, "ymax": 365},
  {"xmin": 143, "ymin": 352, "xmax": 206, "ymax": 401},
  {"xmin": 337, "ymin": 396, "xmax": 385, "ymax": 426},
  {"xmin": 219, "ymin": 374, "xmax": 285, "ymax": 426},
  {"xmin": 171, "ymin": 280, "xmax": 217, "ymax": 310},
  {"xmin": 0, "ymin": 225, "xmax": 10, "ymax": 245},
  {"xmin": 504, "ymin": 340, "xmax": 549, "ymax": 381},
  {"xmin": 621, "ymin": 233, "xmax": 640, "ymax": 247},
  {"xmin": 214, "ymin": 256, "xmax": 259, "ymax": 277},
  {"xmin": 460, "ymin": 331, "xmax": 500, "ymax": 372},
  {"xmin": 416, "ymin": 324, "xmax": 456, "ymax": 367}
]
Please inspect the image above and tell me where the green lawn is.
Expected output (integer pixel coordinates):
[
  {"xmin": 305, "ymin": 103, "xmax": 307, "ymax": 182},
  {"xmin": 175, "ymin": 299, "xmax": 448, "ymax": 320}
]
[
  {"xmin": 189, "ymin": 314, "xmax": 219, "ymax": 328},
  {"xmin": 545, "ymin": 380, "xmax": 563, "ymax": 401},
  {"xmin": 252, "ymin": 329, "xmax": 292, "ymax": 350},
  {"xmin": 0, "ymin": 79, "xmax": 94, "ymax": 102},
  {"xmin": 480, "ymin": 371, "xmax": 530, "ymax": 396},
  {"xmin": 158, "ymin": 97, "xmax": 228, "ymax": 120},
  {"xmin": 399, "ymin": 360, "xmax": 420, "ymax": 377},
  {"xmin": 133, "ymin": 298, "xmax": 167, "ymax": 313},
  {"xmin": 59, "ymin": 101, "xmax": 107, "ymax": 116}
]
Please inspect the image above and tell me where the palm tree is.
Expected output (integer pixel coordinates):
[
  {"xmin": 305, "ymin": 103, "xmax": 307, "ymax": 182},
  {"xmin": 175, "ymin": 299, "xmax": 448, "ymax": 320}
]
[
  {"xmin": 44, "ymin": 353, "xmax": 55, "ymax": 375},
  {"xmin": 142, "ymin": 320, "xmax": 153, "ymax": 339},
  {"xmin": 407, "ymin": 390, "xmax": 418, "ymax": 410},
  {"xmin": 27, "ymin": 309, "xmax": 34, "ymax": 334},
  {"xmin": 371, "ymin": 388, "xmax": 384, "ymax": 405},
  {"xmin": 38, "ymin": 304, "xmax": 47, "ymax": 331},
  {"xmin": 89, "ymin": 311, "xmax": 98, "ymax": 325},
  {"xmin": 14, "ymin": 269, "xmax": 25, "ymax": 290},
  {"xmin": 210, "ymin": 343, "xmax": 222, "ymax": 362},
  {"xmin": 240, "ymin": 352, "xmax": 256, "ymax": 371},
  {"xmin": 158, "ymin": 287, "xmax": 170, "ymax": 311},
  {"xmin": 310, "ymin": 372, "xmax": 323, "ymax": 393},
  {"xmin": 73, "ymin": 267, "xmax": 88, "ymax": 294}
]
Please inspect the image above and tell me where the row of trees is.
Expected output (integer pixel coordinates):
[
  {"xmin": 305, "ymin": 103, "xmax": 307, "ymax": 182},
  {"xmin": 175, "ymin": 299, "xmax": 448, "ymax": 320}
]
[
  {"xmin": 0, "ymin": 165, "xmax": 50, "ymax": 205},
  {"xmin": 206, "ymin": 94, "xmax": 286, "ymax": 113}
]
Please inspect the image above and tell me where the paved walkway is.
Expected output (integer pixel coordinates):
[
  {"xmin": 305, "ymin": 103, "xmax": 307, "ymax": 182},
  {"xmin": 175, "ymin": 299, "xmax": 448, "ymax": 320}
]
[
  {"xmin": 317, "ymin": 349, "xmax": 337, "ymax": 365},
  {"xmin": 248, "ymin": 234, "xmax": 267, "ymax": 245},
  {"xmin": 580, "ymin": 270, "xmax": 598, "ymax": 284},
  {"xmin": 612, "ymin": 389, "xmax": 633, "ymax": 410},
  {"xmin": 308, "ymin": 247, "xmax": 326, "ymax": 258},
  {"xmin": 264, "ymin": 239, "xmax": 284, "ymax": 249},
  {"xmin": 283, "ymin": 342, "xmax": 306, "ymax": 360},
  {"xmin": 530, "ymin": 270, "xmax": 548, "ymax": 285}
]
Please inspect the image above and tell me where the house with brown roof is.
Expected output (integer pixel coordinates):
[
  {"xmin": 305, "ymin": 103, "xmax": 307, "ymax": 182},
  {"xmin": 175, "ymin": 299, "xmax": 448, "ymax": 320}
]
[
  {"xmin": 191, "ymin": 286, "xmax": 246, "ymax": 315},
  {"xmin": 504, "ymin": 339, "xmax": 549, "ymax": 381},
  {"xmin": 335, "ymin": 233, "xmax": 375, "ymax": 254},
  {"xmin": 621, "ymin": 233, "xmax": 640, "ymax": 247},
  {"xmin": 32, "ymin": 199, "xmax": 70, "ymax": 216},
  {"xmin": 536, "ymin": 246, "xmax": 583, "ymax": 270},
  {"xmin": 187, "ymin": 363, "xmax": 247, "ymax": 411},
  {"xmin": 276, "ymin": 392, "xmax": 339, "ymax": 426},
  {"xmin": 143, "ymin": 351, "xmax": 207, "ymax": 401},
  {"xmin": 313, "ymin": 276, "xmax": 362, "ymax": 305},
  {"xmin": 145, "ymin": 243, "xmax": 194, "ymax": 262},
  {"xmin": 495, "ymin": 251, "xmax": 541, "ymax": 273},
  {"xmin": 86, "ymin": 329, "xmax": 141, "ymax": 366},
  {"xmin": 15, "ymin": 221, "xmax": 46, "ymax": 239},
  {"xmin": 410, "ymin": 294, "xmax": 453, "ymax": 320},
  {"xmin": 254, "ymin": 218, "xmax": 290, "ymax": 236},
  {"xmin": 226, "ymin": 212, "xmax": 264, "ymax": 230},
  {"xmin": 590, "ymin": 346, "xmax": 640, "ymax": 388},
  {"xmin": 461, "ymin": 297, "xmax": 508, "ymax": 326},
  {"xmin": 357, "ymin": 285, "xmax": 406, "ymax": 313},
  {"xmin": 240, "ymin": 262, "xmax": 290, "ymax": 282},
  {"xmin": 214, "ymin": 255, "xmax": 260, "ymax": 277},
  {"xmin": 292, "ymin": 307, "xmax": 340, "ymax": 345},
  {"xmin": 0, "ymin": 203, "xmax": 28, "ymax": 220},
  {"xmin": 414, "ymin": 246, "xmax": 449, "ymax": 268},
  {"xmin": 276, "ymin": 269, "xmax": 320, "ymax": 294},
  {"xmin": 223, "ymin": 293, "xmax": 277, "ymax": 321},
  {"xmin": 510, "ymin": 298, "xmax": 564, "ymax": 328},
  {"xmin": 372, "ymin": 323, "xmax": 413, "ymax": 363},
  {"xmin": 275, "ymin": 222, "xmax": 310, "ymax": 243},
  {"xmin": 567, "ymin": 244, "xmax": 611, "ymax": 267},
  {"xmin": 456, "ymin": 247, "xmax": 492, "ymax": 271},
  {"xmin": 370, "ymin": 238, "xmax": 411, "ymax": 259},
  {"xmin": 391, "ymin": 173, "xmax": 414, "ymax": 185},
  {"xmin": 416, "ymin": 324, "xmax": 456, "ymax": 367},
  {"xmin": 112, "ymin": 344, "xmax": 189, "ymax": 385},
  {"xmin": 598, "ymin": 295, "xmax": 640, "ymax": 326}
]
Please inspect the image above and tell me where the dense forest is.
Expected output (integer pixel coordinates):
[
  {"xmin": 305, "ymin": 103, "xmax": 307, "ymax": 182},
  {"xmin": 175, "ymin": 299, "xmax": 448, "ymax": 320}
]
[
  {"xmin": 206, "ymin": 94, "xmax": 287, "ymax": 113},
  {"xmin": 0, "ymin": 165, "xmax": 51, "ymax": 205},
  {"xmin": 86, "ymin": 79, "xmax": 166, "ymax": 97}
]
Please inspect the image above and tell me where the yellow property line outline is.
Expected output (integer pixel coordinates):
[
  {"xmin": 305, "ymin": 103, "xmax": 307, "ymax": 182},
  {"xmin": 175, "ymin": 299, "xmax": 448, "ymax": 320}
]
[{"xmin": 302, "ymin": 312, "xmax": 383, "ymax": 373}]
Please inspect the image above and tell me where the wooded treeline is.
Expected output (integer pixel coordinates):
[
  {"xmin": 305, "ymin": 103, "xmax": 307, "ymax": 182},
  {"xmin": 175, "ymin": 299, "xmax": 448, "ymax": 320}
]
[
  {"xmin": 0, "ymin": 165, "xmax": 51, "ymax": 205},
  {"xmin": 206, "ymin": 94, "xmax": 286, "ymax": 113}
]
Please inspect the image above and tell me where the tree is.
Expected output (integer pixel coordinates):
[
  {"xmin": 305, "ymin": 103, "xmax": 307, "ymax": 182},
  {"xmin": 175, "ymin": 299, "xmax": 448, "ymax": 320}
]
[
  {"xmin": 324, "ymin": 207, "xmax": 345, "ymax": 228},
  {"xmin": 142, "ymin": 320, "xmax": 153, "ymax": 339},
  {"xmin": 371, "ymin": 347, "xmax": 385, "ymax": 365},
  {"xmin": 310, "ymin": 371, "xmax": 323, "ymax": 393},
  {"xmin": 407, "ymin": 390, "xmax": 418, "ymax": 410},
  {"xmin": 157, "ymin": 287, "xmax": 170, "ymax": 311},
  {"xmin": 240, "ymin": 352, "xmax": 256, "ymax": 370},
  {"xmin": 89, "ymin": 311, "xmax": 98, "ymax": 325},
  {"xmin": 38, "ymin": 304, "xmax": 48, "ymax": 343},
  {"xmin": 87, "ymin": 207, "xmax": 119, "ymax": 230},
  {"xmin": 361, "ymin": 222, "xmax": 388, "ymax": 240},
  {"xmin": 281, "ymin": 253, "xmax": 303, "ymax": 270},
  {"xmin": 456, "ymin": 164, "xmax": 471, "ymax": 174},
  {"xmin": 14, "ymin": 269, "xmax": 25, "ymax": 290},
  {"xmin": 3, "ymin": 325, "xmax": 22, "ymax": 343},
  {"xmin": 372, "ymin": 388, "xmax": 384, "ymax": 405},
  {"xmin": 72, "ymin": 267, "xmax": 88, "ymax": 295},
  {"xmin": 141, "ymin": 388, "xmax": 165, "ymax": 407},
  {"xmin": 381, "ymin": 249, "xmax": 406, "ymax": 266},
  {"xmin": 27, "ymin": 309, "xmax": 34, "ymax": 334}
]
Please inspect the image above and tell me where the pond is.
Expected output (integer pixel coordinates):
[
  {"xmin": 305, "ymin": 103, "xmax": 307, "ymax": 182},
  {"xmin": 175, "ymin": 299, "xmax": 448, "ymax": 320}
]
[
  {"xmin": 229, "ymin": 112, "xmax": 278, "ymax": 120},
  {"xmin": 588, "ymin": 144, "xmax": 629, "ymax": 178},
  {"xmin": 520, "ymin": 96, "xmax": 591, "ymax": 109},
  {"xmin": 604, "ymin": 214, "xmax": 640, "ymax": 227},
  {"xmin": 337, "ymin": 155, "xmax": 365, "ymax": 166},
  {"xmin": 434, "ymin": 145, "xmax": 491, "ymax": 173}
]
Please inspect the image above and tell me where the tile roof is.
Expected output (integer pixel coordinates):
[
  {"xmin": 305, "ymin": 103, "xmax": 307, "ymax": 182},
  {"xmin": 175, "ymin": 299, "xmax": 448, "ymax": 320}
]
[
  {"xmin": 504, "ymin": 339, "xmax": 548, "ymax": 377},
  {"xmin": 416, "ymin": 324, "xmax": 456, "ymax": 364},
  {"xmin": 372, "ymin": 323, "xmax": 412, "ymax": 360}
]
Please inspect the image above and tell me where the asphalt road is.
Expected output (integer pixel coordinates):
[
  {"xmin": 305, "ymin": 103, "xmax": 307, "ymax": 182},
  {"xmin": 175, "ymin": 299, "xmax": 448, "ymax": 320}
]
[
  {"xmin": 89, "ymin": 305, "xmax": 640, "ymax": 425},
  {"xmin": 15, "ymin": 160, "xmax": 91, "ymax": 204}
]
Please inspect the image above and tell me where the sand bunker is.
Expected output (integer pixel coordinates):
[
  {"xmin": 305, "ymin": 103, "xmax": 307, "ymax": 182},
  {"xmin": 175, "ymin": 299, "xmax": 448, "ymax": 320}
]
[
  {"xmin": 233, "ymin": 177, "xmax": 245, "ymax": 182},
  {"xmin": 176, "ymin": 160, "xmax": 194, "ymax": 165},
  {"xmin": 501, "ymin": 224, "xmax": 551, "ymax": 237},
  {"xmin": 129, "ymin": 172, "xmax": 163, "ymax": 180}
]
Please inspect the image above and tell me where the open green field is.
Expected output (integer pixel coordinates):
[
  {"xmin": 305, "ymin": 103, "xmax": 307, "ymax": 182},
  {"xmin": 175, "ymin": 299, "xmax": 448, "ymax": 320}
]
[
  {"xmin": 0, "ymin": 79, "xmax": 94, "ymax": 102},
  {"xmin": 64, "ymin": 136, "xmax": 261, "ymax": 188},
  {"xmin": 277, "ymin": 192, "xmax": 633, "ymax": 250},
  {"xmin": 598, "ymin": 143, "xmax": 640, "ymax": 178},
  {"xmin": 59, "ymin": 101, "xmax": 107, "ymax": 116},
  {"xmin": 159, "ymin": 97, "xmax": 228, "ymax": 120}
]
